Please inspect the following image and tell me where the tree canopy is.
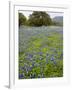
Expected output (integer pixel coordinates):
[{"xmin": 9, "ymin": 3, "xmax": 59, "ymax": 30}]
[
  {"xmin": 28, "ymin": 11, "xmax": 52, "ymax": 26},
  {"xmin": 19, "ymin": 13, "xmax": 27, "ymax": 26},
  {"xmin": 19, "ymin": 11, "xmax": 63, "ymax": 26}
]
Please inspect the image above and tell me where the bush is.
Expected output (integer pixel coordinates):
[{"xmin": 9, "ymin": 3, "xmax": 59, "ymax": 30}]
[{"xmin": 19, "ymin": 13, "xmax": 27, "ymax": 26}]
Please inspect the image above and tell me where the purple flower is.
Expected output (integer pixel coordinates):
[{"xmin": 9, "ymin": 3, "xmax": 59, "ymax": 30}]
[
  {"xmin": 51, "ymin": 56, "xmax": 55, "ymax": 61},
  {"xmin": 19, "ymin": 66, "xmax": 25, "ymax": 71},
  {"xmin": 28, "ymin": 54, "xmax": 33, "ymax": 58},
  {"xmin": 25, "ymin": 53, "xmax": 33, "ymax": 60},
  {"xmin": 32, "ymin": 63, "xmax": 34, "ymax": 67},
  {"xmin": 29, "ymin": 67, "xmax": 32, "ymax": 71},
  {"xmin": 27, "ymin": 66, "xmax": 31, "ymax": 71},
  {"xmin": 19, "ymin": 73, "xmax": 24, "ymax": 79},
  {"xmin": 39, "ymin": 52, "xmax": 43, "ymax": 56}
]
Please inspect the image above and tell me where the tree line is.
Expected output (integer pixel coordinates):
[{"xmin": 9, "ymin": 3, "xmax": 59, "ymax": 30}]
[{"xmin": 19, "ymin": 11, "xmax": 61, "ymax": 27}]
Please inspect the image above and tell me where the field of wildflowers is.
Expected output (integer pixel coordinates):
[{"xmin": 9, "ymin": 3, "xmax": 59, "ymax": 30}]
[{"xmin": 19, "ymin": 26, "xmax": 63, "ymax": 79}]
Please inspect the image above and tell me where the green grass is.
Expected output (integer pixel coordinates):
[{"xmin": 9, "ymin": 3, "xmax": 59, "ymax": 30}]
[{"xmin": 19, "ymin": 26, "xmax": 63, "ymax": 79}]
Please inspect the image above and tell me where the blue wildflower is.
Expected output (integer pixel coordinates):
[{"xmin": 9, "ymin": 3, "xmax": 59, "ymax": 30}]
[
  {"xmin": 28, "ymin": 54, "xmax": 33, "ymax": 58},
  {"xmin": 51, "ymin": 56, "xmax": 55, "ymax": 61},
  {"xmin": 25, "ymin": 53, "xmax": 33, "ymax": 61},
  {"xmin": 39, "ymin": 52, "xmax": 43, "ymax": 56},
  {"xmin": 19, "ymin": 66, "xmax": 25, "ymax": 71},
  {"xmin": 32, "ymin": 63, "xmax": 34, "ymax": 67},
  {"xmin": 29, "ymin": 67, "xmax": 32, "ymax": 71},
  {"xmin": 19, "ymin": 73, "xmax": 24, "ymax": 79}
]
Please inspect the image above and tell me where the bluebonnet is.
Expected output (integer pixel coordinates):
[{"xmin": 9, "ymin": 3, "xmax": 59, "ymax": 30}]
[
  {"xmin": 39, "ymin": 52, "xmax": 43, "ymax": 56},
  {"xmin": 19, "ymin": 73, "xmax": 24, "ymax": 79},
  {"xmin": 26, "ymin": 66, "xmax": 32, "ymax": 71},
  {"xmin": 25, "ymin": 53, "xmax": 33, "ymax": 58},
  {"xmin": 50, "ymin": 56, "xmax": 55, "ymax": 61},
  {"xmin": 28, "ymin": 54, "xmax": 33, "ymax": 58},
  {"xmin": 25, "ymin": 54, "xmax": 33, "ymax": 61},
  {"xmin": 29, "ymin": 67, "xmax": 32, "ymax": 71},
  {"xmin": 32, "ymin": 63, "xmax": 34, "ymax": 67},
  {"xmin": 19, "ymin": 66, "xmax": 25, "ymax": 71}
]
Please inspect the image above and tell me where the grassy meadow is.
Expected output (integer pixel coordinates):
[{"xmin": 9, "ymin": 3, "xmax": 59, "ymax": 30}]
[{"xmin": 19, "ymin": 26, "xmax": 63, "ymax": 79}]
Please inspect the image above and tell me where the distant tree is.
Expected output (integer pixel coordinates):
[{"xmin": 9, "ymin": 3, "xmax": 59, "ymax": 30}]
[
  {"xmin": 52, "ymin": 21, "xmax": 63, "ymax": 26},
  {"xmin": 28, "ymin": 11, "xmax": 52, "ymax": 26},
  {"xmin": 19, "ymin": 13, "xmax": 27, "ymax": 26}
]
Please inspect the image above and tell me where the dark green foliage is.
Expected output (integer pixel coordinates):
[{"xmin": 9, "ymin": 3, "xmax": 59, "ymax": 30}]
[
  {"xmin": 28, "ymin": 11, "xmax": 52, "ymax": 26},
  {"xmin": 19, "ymin": 12, "xmax": 63, "ymax": 27},
  {"xmin": 19, "ymin": 13, "xmax": 27, "ymax": 26}
]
